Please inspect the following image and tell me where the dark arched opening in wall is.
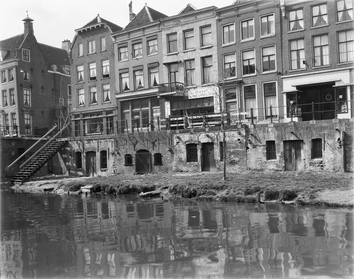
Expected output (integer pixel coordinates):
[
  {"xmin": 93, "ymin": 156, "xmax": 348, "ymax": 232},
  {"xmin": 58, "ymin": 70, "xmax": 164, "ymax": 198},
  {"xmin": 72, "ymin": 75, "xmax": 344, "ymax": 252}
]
[{"xmin": 135, "ymin": 149, "xmax": 151, "ymax": 174}]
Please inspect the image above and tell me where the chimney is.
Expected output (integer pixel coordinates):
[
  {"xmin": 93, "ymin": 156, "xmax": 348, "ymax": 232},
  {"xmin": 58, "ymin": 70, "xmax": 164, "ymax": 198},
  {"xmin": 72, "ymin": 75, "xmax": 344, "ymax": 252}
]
[
  {"xmin": 23, "ymin": 15, "xmax": 34, "ymax": 36},
  {"xmin": 61, "ymin": 40, "xmax": 71, "ymax": 53},
  {"xmin": 129, "ymin": 1, "xmax": 136, "ymax": 21}
]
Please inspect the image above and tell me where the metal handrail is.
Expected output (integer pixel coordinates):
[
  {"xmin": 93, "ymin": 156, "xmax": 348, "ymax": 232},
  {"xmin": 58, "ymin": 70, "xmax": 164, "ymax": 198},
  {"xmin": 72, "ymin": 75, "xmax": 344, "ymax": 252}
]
[
  {"xmin": 7, "ymin": 125, "xmax": 57, "ymax": 170},
  {"xmin": 19, "ymin": 123, "xmax": 69, "ymax": 170}
]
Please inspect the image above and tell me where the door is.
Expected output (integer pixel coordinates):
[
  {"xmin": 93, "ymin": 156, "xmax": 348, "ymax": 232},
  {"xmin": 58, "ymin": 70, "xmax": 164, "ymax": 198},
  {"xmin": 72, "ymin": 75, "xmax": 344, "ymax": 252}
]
[
  {"xmin": 135, "ymin": 150, "xmax": 151, "ymax": 174},
  {"xmin": 202, "ymin": 143, "xmax": 216, "ymax": 171},
  {"xmin": 86, "ymin": 151, "xmax": 96, "ymax": 176},
  {"xmin": 284, "ymin": 141, "xmax": 302, "ymax": 171}
]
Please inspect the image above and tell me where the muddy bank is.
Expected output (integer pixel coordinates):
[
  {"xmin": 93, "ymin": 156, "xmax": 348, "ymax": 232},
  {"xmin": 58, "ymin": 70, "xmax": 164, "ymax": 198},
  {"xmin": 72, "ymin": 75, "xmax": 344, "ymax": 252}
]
[{"xmin": 11, "ymin": 171, "xmax": 354, "ymax": 208}]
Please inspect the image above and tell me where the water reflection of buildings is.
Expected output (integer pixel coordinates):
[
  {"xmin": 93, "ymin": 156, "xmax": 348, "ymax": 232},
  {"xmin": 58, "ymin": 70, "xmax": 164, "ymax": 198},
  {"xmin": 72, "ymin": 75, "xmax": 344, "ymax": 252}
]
[{"xmin": 0, "ymin": 230, "xmax": 23, "ymax": 279}]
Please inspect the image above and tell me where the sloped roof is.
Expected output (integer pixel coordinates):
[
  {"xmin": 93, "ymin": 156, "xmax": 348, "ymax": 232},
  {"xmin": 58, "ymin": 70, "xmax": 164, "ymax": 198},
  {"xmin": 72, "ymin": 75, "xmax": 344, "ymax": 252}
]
[
  {"xmin": 0, "ymin": 34, "xmax": 25, "ymax": 60},
  {"xmin": 179, "ymin": 4, "xmax": 197, "ymax": 14},
  {"xmin": 38, "ymin": 43, "xmax": 70, "ymax": 74},
  {"xmin": 124, "ymin": 5, "xmax": 167, "ymax": 31},
  {"xmin": 78, "ymin": 15, "xmax": 123, "ymax": 33}
]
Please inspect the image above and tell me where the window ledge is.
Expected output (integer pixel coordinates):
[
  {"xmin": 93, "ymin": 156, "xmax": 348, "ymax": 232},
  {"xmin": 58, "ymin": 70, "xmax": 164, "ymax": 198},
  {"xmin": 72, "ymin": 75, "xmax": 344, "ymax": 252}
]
[
  {"xmin": 88, "ymin": 52, "xmax": 97, "ymax": 55},
  {"xmin": 242, "ymin": 74, "xmax": 257, "ymax": 77},
  {"xmin": 335, "ymin": 19, "xmax": 354, "ymax": 25},
  {"xmin": 201, "ymin": 83, "xmax": 215, "ymax": 87},
  {"xmin": 222, "ymin": 42, "xmax": 236, "ymax": 47},
  {"xmin": 288, "ymin": 68, "xmax": 307, "ymax": 73},
  {"xmin": 310, "ymin": 24, "xmax": 329, "ymax": 30},
  {"xmin": 183, "ymin": 48, "xmax": 196, "ymax": 53},
  {"xmin": 287, "ymin": 29, "xmax": 305, "ymax": 34},
  {"xmin": 337, "ymin": 61, "xmax": 354, "ymax": 67},
  {"xmin": 240, "ymin": 38, "xmax": 255, "ymax": 43},
  {"xmin": 148, "ymin": 53, "xmax": 158, "ymax": 57},
  {"xmin": 200, "ymin": 45, "xmax": 213, "ymax": 50},
  {"xmin": 100, "ymin": 168, "xmax": 107, "ymax": 172},
  {"xmin": 118, "ymin": 59, "xmax": 129, "ymax": 63},
  {"xmin": 261, "ymin": 70, "xmax": 277, "ymax": 75},
  {"xmin": 167, "ymin": 52, "xmax": 179, "ymax": 56},
  {"xmin": 133, "ymin": 56, "xmax": 143, "ymax": 60},
  {"xmin": 313, "ymin": 65, "xmax": 331, "ymax": 69},
  {"xmin": 260, "ymin": 34, "xmax": 275, "ymax": 39},
  {"xmin": 186, "ymin": 85, "xmax": 197, "ymax": 89},
  {"xmin": 89, "ymin": 103, "xmax": 98, "ymax": 106},
  {"xmin": 224, "ymin": 76, "xmax": 238, "ymax": 81}
]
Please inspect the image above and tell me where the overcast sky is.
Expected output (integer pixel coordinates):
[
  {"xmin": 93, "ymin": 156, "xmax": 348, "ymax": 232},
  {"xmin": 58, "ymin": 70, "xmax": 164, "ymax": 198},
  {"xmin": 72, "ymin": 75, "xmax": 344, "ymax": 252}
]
[{"xmin": 1, "ymin": 0, "xmax": 234, "ymax": 48}]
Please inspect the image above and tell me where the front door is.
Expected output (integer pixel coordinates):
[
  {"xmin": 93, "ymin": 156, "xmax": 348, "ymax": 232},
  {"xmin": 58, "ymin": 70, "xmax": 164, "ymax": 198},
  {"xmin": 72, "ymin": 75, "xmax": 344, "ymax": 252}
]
[
  {"xmin": 202, "ymin": 143, "xmax": 215, "ymax": 171},
  {"xmin": 86, "ymin": 151, "xmax": 96, "ymax": 177},
  {"xmin": 284, "ymin": 141, "xmax": 302, "ymax": 171},
  {"xmin": 135, "ymin": 150, "xmax": 151, "ymax": 174}
]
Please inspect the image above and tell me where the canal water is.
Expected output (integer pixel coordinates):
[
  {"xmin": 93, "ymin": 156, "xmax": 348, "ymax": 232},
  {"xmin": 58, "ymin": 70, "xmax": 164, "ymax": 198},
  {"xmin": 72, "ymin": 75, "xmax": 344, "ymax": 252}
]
[{"xmin": 1, "ymin": 187, "xmax": 353, "ymax": 279}]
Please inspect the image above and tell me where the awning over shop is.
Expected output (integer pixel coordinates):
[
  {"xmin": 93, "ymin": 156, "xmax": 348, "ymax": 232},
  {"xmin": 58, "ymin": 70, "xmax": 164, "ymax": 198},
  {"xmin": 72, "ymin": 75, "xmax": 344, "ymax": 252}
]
[{"xmin": 291, "ymin": 79, "xmax": 341, "ymax": 87}]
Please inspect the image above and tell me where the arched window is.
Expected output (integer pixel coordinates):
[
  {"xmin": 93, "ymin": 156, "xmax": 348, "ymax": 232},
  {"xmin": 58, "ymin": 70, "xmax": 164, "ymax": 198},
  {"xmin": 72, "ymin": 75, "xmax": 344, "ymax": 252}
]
[
  {"xmin": 76, "ymin": 152, "xmax": 82, "ymax": 168},
  {"xmin": 124, "ymin": 154, "xmax": 133, "ymax": 166},
  {"xmin": 100, "ymin": 150, "xmax": 107, "ymax": 169},
  {"xmin": 154, "ymin": 153, "xmax": 163, "ymax": 165}
]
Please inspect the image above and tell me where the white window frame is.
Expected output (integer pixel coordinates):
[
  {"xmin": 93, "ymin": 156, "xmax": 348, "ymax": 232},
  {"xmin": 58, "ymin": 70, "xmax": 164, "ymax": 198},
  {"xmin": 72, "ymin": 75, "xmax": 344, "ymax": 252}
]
[
  {"xmin": 223, "ymin": 53, "xmax": 236, "ymax": 79},
  {"xmin": 78, "ymin": 89, "xmax": 85, "ymax": 106},
  {"xmin": 147, "ymin": 38, "xmax": 158, "ymax": 55},
  {"xmin": 23, "ymin": 88, "xmax": 31, "ymax": 106},
  {"xmin": 88, "ymin": 40, "xmax": 96, "ymax": 54},
  {"xmin": 242, "ymin": 49, "xmax": 256, "ymax": 76},
  {"xmin": 148, "ymin": 67, "xmax": 159, "ymax": 88},
  {"xmin": 101, "ymin": 37, "xmax": 106, "ymax": 51},
  {"xmin": 184, "ymin": 29, "xmax": 194, "ymax": 51},
  {"xmin": 260, "ymin": 14, "xmax": 275, "ymax": 38},
  {"xmin": 102, "ymin": 60, "xmax": 110, "ymax": 78},
  {"xmin": 90, "ymin": 87, "xmax": 97, "ymax": 104},
  {"xmin": 243, "ymin": 84, "xmax": 258, "ymax": 118},
  {"xmin": 289, "ymin": 9, "xmax": 304, "ymax": 31},
  {"xmin": 222, "ymin": 23, "xmax": 236, "ymax": 45},
  {"xmin": 120, "ymin": 72, "xmax": 130, "ymax": 92},
  {"xmin": 337, "ymin": 0, "xmax": 354, "ymax": 22},
  {"xmin": 240, "ymin": 18, "xmax": 255, "ymax": 41},
  {"xmin": 103, "ymin": 84, "xmax": 110, "ymax": 103},
  {"xmin": 22, "ymin": 48, "xmax": 30, "ymax": 62},
  {"xmin": 118, "ymin": 46, "xmax": 129, "ymax": 61},
  {"xmin": 133, "ymin": 42, "xmax": 143, "ymax": 58},
  {"xmin": 263, "ymin": 81, "xmax": 278, "ymax": 118},
  {"xmin": 262, "ymin": 45, "xmax": 276, "ymax": 73},
  {"xmin": 78, "ymin": 43, "xmax": 83, "ymax": 57},
  {"xmin": 89, "ymin": 63, "xmax": 96, "ymax": 80},
  {"xmin": 77, "ymin": 65, "xmax": 84, "ymax": 82},
  {"xmin": 312, "ymin": 4, "xmax": 328, "ymax": 27},
  {"xmin": 201, "ymin": 25, "xmax": 212, "ymax": 47}
]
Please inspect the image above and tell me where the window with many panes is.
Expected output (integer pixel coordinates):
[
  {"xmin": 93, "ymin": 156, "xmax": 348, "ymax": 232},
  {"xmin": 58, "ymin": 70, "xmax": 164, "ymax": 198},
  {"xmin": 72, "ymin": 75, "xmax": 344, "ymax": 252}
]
[
  {"xmin": 222, "ymin": 24, "xmax": 235, "ymax": 45},
  {"xmin": 186, "ymin": 143, "xmax": 198, "ymax": 162},
  {"xmin": 134, "ymin": 70, "xmax": 144, "ymax": 89},
  {"xmin": 24, "ymin": 112, "xmax": 31, "ymax": 134},
  {"xmin": 23, "ymin": 88, "xmax": 31, "ymax": 106},
  {"xmin": 167, "ymin": 33, "xmax": 177, "ymax": 53},
  {"xmin": 262, "ymin": 46, "xmax": 276, "ymax": 72},
  {"xmin": 337, "ymin": 0, "xmax": 353, "ymax": 22},
  {"xmin": 9, "ymin": 89, "xmax": 15, "ymax": 106},
  {"xmin": 314, "ymin": 35, "xmax": 329, "ymax": 66},
  {"xmin": 201, "ymin": 25, "xmax": 212, "ymax": 47},
  {"xmin": 118, "ymin": 46, "xmax": 128, "ymax": 61},
  {"xmin": 1, "ymin": 71, "xmax": 6, "ymax": 83},
  {"xmin": 100, "ymin": 150, "xmax": 107, "ymax": 169},
  {"xmin": 120, "ymin": 72, "xmax": 130, "ymax": 92},
  {"xmin": 2, "ymin": 90, "xmax": 8, "ymax": 106},
  {"xmin": 102, "ymin": 60, "xmax": 109, "ymax": 78},
  {"xmin": 244, "ymin": 85, "xmax": 257, "ymax": 117},
  {"xmin": 241, "ymin": 19, "xmax": 254, "ymax": 41},
  {"xmin": 90, "ymin": 87, "xmax": 97, "ymax": 104},
  {"xmin": 224, "ymin": 54, "xmax": 236, "ymax": 78},
  {"xmin": 147, "ymin": 38, "xmax": 158, "ymax": 55},
  {"xmin": 260, "ymin": 14, "xmax": 275, "ymax": 37},
  {"xmin": 101, "ymin": 37, "xmax": 106, "ymax": 51},
  {"xmin": 103, "ymin": 84, "xmax": 110, "ymax": 103},
  {"xmin": 78, "ymin": 43, "xmax": 83, "ymax": 56},
  {"xmin": 184, "ymin": 30, "xmax": 194, "ymax": 50},
  {"xmin": 4, "ymin": 114, "xmax": 9, "ymax": 130},
  {"xmin": 242, "ymin": 50, "xmax": 255, "ymax": 75},
  {"xmin": 133, "ymin": 42, "xmax": 143, "ymax": 58},
  {"xmin": 22, "ymin": 49, "xmax": 30, "ymax": 62},
  {"xmin": 202, "ymin": 56, "xmax": 212, "ymax": 84},
  {"xmin": 289, "ymin": 9, "xmax": 304, "ymax": 31},
  {"xmin": 89, "ymin": 63, "xmax": 96, "ymax": 80},
  {"xmin": 338, "ymin": 30, "xmax": 354, "ymax": 63},
  {"xmin": 148, "ymin": 67, "xmax": 159, "ymax": 87},
  {"xmin": 312, "ymin": 4, "xmax": 328, "ymax": 26},
  {"xmin": 78, "ymin": 89, "xmax": 85, "ymax": 106},
  {"xmin": 311, "ymin": 138, "xmax": 322, "ymax": 158},
  {"xmin": 88, "ymin": 40, "xmax": 96, "ymax": 54},
  {"xmin": 23, "ymin": 71, "xmax": 30, "ymax": 81},
  {"xmin": 185, "ymin": 60, "xmax": 195, "ymax": 86},
  {"xmin": 77, "ymin": 65, "xmax": 84, "ymax": 82},
  {"xmin": 11, "ymin": 113, "xmax": 17, "ymax": 132},
  {"xmin": 266, "ymin": 141, "xmax": 276, "ymax": 160},
  {"xmin": 264, "ymin": 82, "xmax": 277, "ymax": 117},
  {"xmin": 290, "ymin": 39, "xmax": 305, "ymax": 69}
]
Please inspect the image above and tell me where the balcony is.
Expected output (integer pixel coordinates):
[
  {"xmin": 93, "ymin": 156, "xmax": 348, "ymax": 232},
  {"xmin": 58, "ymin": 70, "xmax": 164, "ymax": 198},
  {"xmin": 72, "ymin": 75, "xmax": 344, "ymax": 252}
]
[{"xmin": 158, "ymin": 82, "xmax": 186, "ymax": 98}]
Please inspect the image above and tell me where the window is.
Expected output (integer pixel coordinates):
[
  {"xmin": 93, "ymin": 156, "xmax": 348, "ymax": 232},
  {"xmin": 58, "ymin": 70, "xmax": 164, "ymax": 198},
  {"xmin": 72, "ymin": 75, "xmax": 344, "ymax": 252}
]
[
  {"xmin": 266, "ymin": 141, "xmax": 276, "ymax": 160},
  {"xmin": 90, "ymin": 87, "xmax": 97, "ymax": 104},
  {"xmin": 201, "ymin": 25, "xmax": 212, "ymax": 46},
  {"xmin": 224, "ymin": 54, "xmax": 236, "ymax": 78},
  {"xmin": 147, "ymin": 38, "xmax": 158, "ymax": 55},
  {"xmin": 133, "ymin": 42, "xmax": 143, "ymax": 58},
  {"xmin": 261, "ymin": 14, "xmax": 275, "ymax": 37},
  {"xmin": 148, "ymin": 67, "xmax": 159, "ymax": 87},
  {"xmin": 167, "ymin": 33, "xmax": 177, "ymax": 53},
  {"xmin": 78, "ymin": 89, "xmax": 85, "ymax": 106},
  {"xmin": 262, "ymin": 46, "xmax": 276, "ymax": 72},
  {"xmin": 23, "ymin": 88, "xmax": 31, "ymax": 106},
  {"xmin": 11, "ymin": 113, "xmax": 17, "ymax": 133},
  {"xmin": 290, "ymin": 39, "xmax": 305, "ymax": 69},
  {"xmin": 101, "ymin": 37, "xmax": 106, "ymax": 51},
  {"xmin": 185, "ymin": 60, "xmax": 195, "ymax": 86},
  {"xmin": 337, "ymin": 0, "xmax": 353, "ymax": 22},
  {"xmin": 103, "ymin": 84, "xmax": 110, "ymax": 103},
  {"xmin": 131, "ymin": 99, "xmax": 149, "ymax": 129},
  {"xmin": 77, "ymin": 65, "xmax": 84, "ymax": 82},
  {"xmin": 263, "ymin": 82, "xmax": 277, "ymax": 117},
  {"xmin": 100, "ymin": 150, "xmax": 107, "ymax": 169},
  {"xmin": 118, "ymin": 46, "xmax": 128, "ymax": 61},
  {"xmin": 24, "ymin": 112, "xmax": 31, "ymax": 134},
  {"xmin": 23, "ymin": 71, "xmax": 30, "ymax": 81},
  {"xmin": 120, "ymin": 72, "xmax": 130, "ymax": 92},
  {"xmin": 78, "ymin": 43, "xmax": 83, "ymax": 56},
  {"xmin": 311, "ymin": 138, "xmax": 322, "ymax": 159},
  {"xmin": 154, "ymin": 153, "xmax": 163, "ymax": 165},
  {"xmin": 168, "ymin": 63, "xmax": 179, "ymax": 83},
  {"xmin": 68, "ymin": 85, "xmax": 72, "ymax": 107},
  {"xmin": 223, "ymin": 24, "xmax": 235, "ymax": 45},
  {"xmin": 124, "ymin": 154, "xmax": 133, "ymax": 166},
  {"xmin": 88, "ymin": 40, "xmax": 96, "ymax": 54},
  {"xmin": 89, "ymin": 63, "xmax": 96, "ymax": 80},
  {"xmin": 22, "ymin": 49, "xmax": 30, "ymax": 62},
  {"xmin": 134, "ymin": 70, "xmax": 144, "ymax": 89},
  {"xmin": 241, "ymin": 19, "xmax": 254, "ymax": 40},
  {"xmin": 9, "ymin": 89, "xmax": 15, "ymax": 106},
  {"xmin": 202, "ymin": 56, "xmax": 212, "ymax": 84},
  {"xmin": 76, "ymin": 152, "xmax": 82, "ymax": 168},
  {"xmin": 312, "ymin": 4, "xmax": 328, "ymax": 26},
  {"xmin": 4, "ymin": 114, "xmax": 9, "ymax": 131},
  {"xmin": 338, "ymin": 30, "xmax": 354, "ymax": 63},
  {"xmin": 186, "ymin": 143, "xmax": 198, "ymax": 162},
  {"xmin": 9, "ymin": 69, "xmax": 14, "ymax": 82},
  {"xmin": 1, "ymin": 71, "xmax": 6, "ymax": 83},
  {"xmin": 102, "ymin": 60, "xmax": 109, "ymax": 78},
  {"xmin": 244, "ymin": 85, "xmax": 257, "ymax": 117},
  {"xmin": 184, "ymin": 30, "xmax": 194, "ymax": 50},
  {"xmin": 242, "ymin": 50, "xmax": 256, "ymax": 75},
  {"xmin": 289, "ymin": 9, "xmax": 304, "ymax": 31},
  {"xmin": 225, "ymin": 88, "xmax": 237, "ymax": 113},
  {"xmin": 314, "ymin": 35, "xmax": 329, "ymax": 66},
  {"xmin": 2, "ymin": 90, "xmax": 8, "ymax": 106}
]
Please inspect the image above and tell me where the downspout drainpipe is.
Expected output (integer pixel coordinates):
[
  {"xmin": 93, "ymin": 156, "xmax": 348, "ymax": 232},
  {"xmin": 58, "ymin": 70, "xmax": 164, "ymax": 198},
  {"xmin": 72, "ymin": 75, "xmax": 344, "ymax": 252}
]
[{"xmin": 341, "ymin": 131, "xmax": 346, "ymax": 172}]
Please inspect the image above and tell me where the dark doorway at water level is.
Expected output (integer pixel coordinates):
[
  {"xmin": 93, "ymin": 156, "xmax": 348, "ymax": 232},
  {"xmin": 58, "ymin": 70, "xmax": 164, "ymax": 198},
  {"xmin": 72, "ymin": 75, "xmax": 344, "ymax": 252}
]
[
  {"xmin": 86, "ymin": 151, "xmax": 96, "ymax": 176},
  {"xmin": 135, "ymin": 149, "xmax": 151, "ymax": 174},
  {"xmin": 202, "ymin": 142, "xmax": 216, "ymax": 171},
  {"xmin": 284, "ymin": 140, "xmax": 303, "ymax": 171}
]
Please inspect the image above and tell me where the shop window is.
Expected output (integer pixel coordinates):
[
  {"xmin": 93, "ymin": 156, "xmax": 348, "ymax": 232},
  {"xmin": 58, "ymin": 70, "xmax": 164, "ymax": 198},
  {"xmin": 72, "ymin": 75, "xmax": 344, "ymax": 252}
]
[
  {"xmin": 124, "ymin": 154, "xmax": 133, "ymax": 166},
  {"xmin": 100, "ymin": 150, "xmax": 107, "ymax": 169},
  {"xmin": 154, "ymin": 153, "xmax": 163, "ymax": 165},
  {"xmin": 266, "ymin": 141, "xmax": 276, "ymax": 160},
  {"xmin": 186, "ymin": 143, "xmax": 198, "ymax": 162},
  {"xmin": 311, "ymin": 138, "xmax": 322, "ymax": 159}
]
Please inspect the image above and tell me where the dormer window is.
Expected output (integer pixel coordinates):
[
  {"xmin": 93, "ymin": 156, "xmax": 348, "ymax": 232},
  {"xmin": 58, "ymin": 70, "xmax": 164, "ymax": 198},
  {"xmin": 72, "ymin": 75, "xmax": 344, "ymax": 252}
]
[{"xmin": 22, "ymin": 48, "xmax": 30, "ymax": 62}]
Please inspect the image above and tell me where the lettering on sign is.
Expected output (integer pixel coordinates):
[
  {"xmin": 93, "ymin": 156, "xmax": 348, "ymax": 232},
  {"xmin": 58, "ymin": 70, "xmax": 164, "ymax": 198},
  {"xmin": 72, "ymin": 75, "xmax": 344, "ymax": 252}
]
[{"xmin": 188, "ymin": 86, "xmax": 218, "ymax": 99}]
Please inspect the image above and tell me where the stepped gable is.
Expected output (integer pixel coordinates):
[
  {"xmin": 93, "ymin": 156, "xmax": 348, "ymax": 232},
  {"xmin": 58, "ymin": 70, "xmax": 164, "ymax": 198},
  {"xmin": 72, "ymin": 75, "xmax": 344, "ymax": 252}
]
[
  {"xmin": 38, "ymin": 43, "xmax": 70, "ymax": 74},
  {"xmin": 179, "ymin": 3, "xmax": 197, "ymax": 14},
  {"xmin": 77, "ymin": 15, "xmax": 123, "ymax": 33},
  {"xmin": 124, "ymin": 5, "xmax": 167, "ymax": 31},
  {"xmin": 0, "ymin": 34, "xmax": 25, "ymax": 60}
]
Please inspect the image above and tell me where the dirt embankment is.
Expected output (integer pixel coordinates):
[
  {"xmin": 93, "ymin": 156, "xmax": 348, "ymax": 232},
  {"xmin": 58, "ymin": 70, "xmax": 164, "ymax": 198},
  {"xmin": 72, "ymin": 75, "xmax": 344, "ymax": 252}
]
[{"xmin": 11, "ymin": 171, "xmax": 354, "ymax": 207}]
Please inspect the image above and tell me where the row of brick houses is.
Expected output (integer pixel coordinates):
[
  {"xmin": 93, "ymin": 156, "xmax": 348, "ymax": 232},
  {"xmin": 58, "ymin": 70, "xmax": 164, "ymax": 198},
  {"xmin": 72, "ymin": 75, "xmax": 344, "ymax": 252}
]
[{"xmin": 1, "ymin": 0, "xmax": 353, "ymax": 181}]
